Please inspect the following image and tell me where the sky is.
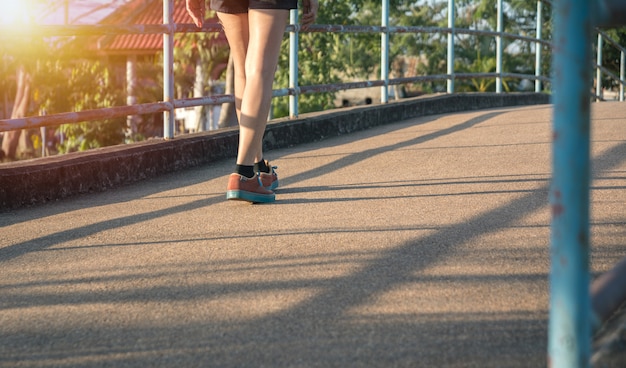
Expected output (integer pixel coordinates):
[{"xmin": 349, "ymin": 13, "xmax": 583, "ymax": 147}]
[{"xmin": 0, "ymin": 0, "xmax": 130, "ymax": 25}]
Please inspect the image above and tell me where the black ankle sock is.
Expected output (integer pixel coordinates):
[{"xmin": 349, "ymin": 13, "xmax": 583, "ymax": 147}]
[
  {"xmin": 254, "ymin": 159, "xmax": 270, "ymax": 173},
  {"xmin": 236, "ymin": 164, "xmax": 255, "ymax": 178}
]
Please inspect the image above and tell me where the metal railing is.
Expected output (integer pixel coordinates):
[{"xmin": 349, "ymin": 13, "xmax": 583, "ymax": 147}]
[
  {"xmin": 0, "ymin": 1, "xmax": 624, "ymax": 140},
  {"xmin": 0, "ymin": 0, "xmax": 625, "ymax": 138},
  {"xmin": 0, "ymin": 1, "xmax": 542, "ymax": 135},
  {"xmin": 595, "ymin": 31, "xmax": 626, "ymax": 101}
]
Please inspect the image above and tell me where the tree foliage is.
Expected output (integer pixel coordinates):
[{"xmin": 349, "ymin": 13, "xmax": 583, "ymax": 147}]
[
  {"xmin": 36, "ymin": 57, "xmax": 127, "ymax": 153},
  {"xmin": 599, "ymin": 28, "xmax": 626, "ymax": 95},
  {"xmin": 272, "ymin": 1, "xmax": 353, "ymax": 117}
]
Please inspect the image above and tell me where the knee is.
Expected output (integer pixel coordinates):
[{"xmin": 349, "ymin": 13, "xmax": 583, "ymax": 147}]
[{"xmin": 244, "ymin": 63, "xmax": 277, "ymax": 82}]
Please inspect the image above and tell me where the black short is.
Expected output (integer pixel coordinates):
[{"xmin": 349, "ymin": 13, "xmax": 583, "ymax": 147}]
[{"xmin": 210, "ymin": 0, "xmax": 298, "ymax": 14}]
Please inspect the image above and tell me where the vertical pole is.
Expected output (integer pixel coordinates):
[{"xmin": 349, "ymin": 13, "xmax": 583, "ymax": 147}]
[
  {"xmin": 548, "ymin": 0, "xmax": 592, "ymax": 366},
  {"xmin": 126, "ymin": 55, "xmax": 138, "ymax": 140},
  {"xmin": 40, "ymin": 103, "xmax": 47, "ymax": 157},
  {"xmin": 289, "ymin": 9, "xmax": 299, "ymax": 118},
  {"xmin": 619, "ymin": 51, "xmax": 626, "ymax": 102},
  {"xmin": 163, "ymin": 0, "xmax": 175, "ymax": 139},
  {"xmin": 535, "ymin": 0, "xmax": 543, "ymax": 93},
  {"xmin": 41, "ymin": 127, "xmax": 47, "ymax": 157},
  {"xmin": 40, "ymin": 109, "xmax": 47, "ymax": 157},
  {"xmin": 381, "ymin": 0, "xmax": 389, "ymax": 104},
  {"xmin": 496, "ymin": 0, "xmax": 503, "ymax": 93},
  {"xmin": 596, "ymin": 33, "xmax": 603, "ymax": 101},
  {"xmin": 64, "ymin": 0, "xmax": 69, "ymax": 24},
  {"xmin": 447, "ymin": 0, "xmax": 455, "ymax": 93}
]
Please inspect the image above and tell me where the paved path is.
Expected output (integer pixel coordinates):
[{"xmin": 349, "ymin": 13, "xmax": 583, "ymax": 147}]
[{"xmin": 1, "ymin": 103, "xmax": 625, "ymax": 367}]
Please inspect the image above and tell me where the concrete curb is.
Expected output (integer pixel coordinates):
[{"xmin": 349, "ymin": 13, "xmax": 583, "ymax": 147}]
[{"xmin": 0, "ymin": 92, "xmax": 550, "ymax": 211}]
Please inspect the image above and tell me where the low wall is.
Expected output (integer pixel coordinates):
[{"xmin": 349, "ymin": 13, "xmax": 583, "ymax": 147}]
[{"xmin": 0, "ymin": 92, "xmax": 550, "ymax": 211}]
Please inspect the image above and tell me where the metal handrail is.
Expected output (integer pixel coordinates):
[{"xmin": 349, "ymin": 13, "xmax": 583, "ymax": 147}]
[
  {"xmin": 594, "ymin": 30, "xmax": 626, "ymax": 101},
  {"xmin": 0, "ymin": 0, "xmax": 623, "ymax": 138}
]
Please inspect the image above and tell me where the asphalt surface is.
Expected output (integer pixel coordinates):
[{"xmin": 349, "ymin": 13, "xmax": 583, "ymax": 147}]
[{"xmin": 1, "ymin": 103, "xmax": 625, "ymax": 367}]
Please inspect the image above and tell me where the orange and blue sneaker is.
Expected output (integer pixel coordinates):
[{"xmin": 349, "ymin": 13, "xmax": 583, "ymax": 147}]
[
  {"xmin": 258, "ymin": 162, "xmax": 279, "ymax": 191},
  {"xmin": 226, "ymin": 173, "xmax": 275, "ymax": 203}
]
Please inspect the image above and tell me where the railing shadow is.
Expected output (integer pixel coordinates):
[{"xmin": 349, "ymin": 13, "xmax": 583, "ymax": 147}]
[
  {"xmin": 0, "ymin": 108, "xmax": 506, "ymax": 257},
  {"xmin": 1, "ymin": 105, "xmax": 626, "ymax": 366},
  {"xmin": 0, "ymin": 110, "xmax": 449, "ymax": 227}
]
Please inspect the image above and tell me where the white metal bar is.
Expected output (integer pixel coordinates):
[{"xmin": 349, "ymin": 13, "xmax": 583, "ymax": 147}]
[
  {"xmin": 496, "ymin": 0, "xmax": 503, "ymax": 93},
  {"xmin": 535, "ymin": 0, "xmax": 543, "ymax": 92},
  {"xmin": 380, "ymin": 0, "xmax": 390, "ymax": 103},
  {"xmin": 447, "ymin": 0, "xmax": 455, "ymax": 93},
  {"xmin": 163, "ymin": 0, "xmax": 175, "ymax": 139},
  {"xmin": 289, "ymin": 9, "xmax": 299, "ymax": 118}
]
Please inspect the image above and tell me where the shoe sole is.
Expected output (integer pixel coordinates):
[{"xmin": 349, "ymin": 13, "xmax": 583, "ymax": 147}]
[{"xmin": 226, "ymin": 190, "xmax": 275, "ymax": 203}]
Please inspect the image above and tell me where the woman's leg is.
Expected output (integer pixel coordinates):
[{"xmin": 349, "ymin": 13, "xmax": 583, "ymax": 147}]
[
  {"xmin": 218, "ymin": 10, "xmax": 286, "ymax": 203},
  {"xmin": 217, "ymin": 9, "xmax": 287, "ymax": 167},
  {"xmin": 237, "ymin": 9, "xmax": 289, "ymax": 166},
  {"xmin": 214, "ymin": 12, "xmax": 249, "ymax": 123}
]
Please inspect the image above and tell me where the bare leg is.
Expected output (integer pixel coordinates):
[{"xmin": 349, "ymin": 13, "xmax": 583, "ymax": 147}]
[
  {"xmin": 215, "ymin": 13, "xmax": 248, "ymax": 123},
  {"xmin": 217, "ymin": 9, "xmax": 289, "ymax": 166}
]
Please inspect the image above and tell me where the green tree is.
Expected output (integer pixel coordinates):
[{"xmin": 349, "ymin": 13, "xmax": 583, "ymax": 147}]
[
  {"xmin": 272, "ymin": 1, "xmax": 355, "ymax": 118},
  {"xmin": 599, "ymin": 28, "xmax": 626, "ymax": 95},
  {"xmin": 453, "ymin": 0, "xmax": 552, "ymax": 92},
  {"xmin": 36, "ymin": 57, "xmax": 126, "ymax": 153}
]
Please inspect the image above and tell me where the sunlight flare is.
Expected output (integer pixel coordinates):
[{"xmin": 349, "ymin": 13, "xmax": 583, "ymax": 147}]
[{"xmin": 0, "ymin": 0, "xmax": 32, "ymax": 25}]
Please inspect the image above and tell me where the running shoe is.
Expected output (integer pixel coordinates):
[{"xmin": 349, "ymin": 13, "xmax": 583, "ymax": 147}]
[
  {"xmin": 226, "ymin": 173, "xmax": 275, "ymax": 203},
  {"xmin": 258, "ymin": 161, "xmax": 279, "ymax": 190}
]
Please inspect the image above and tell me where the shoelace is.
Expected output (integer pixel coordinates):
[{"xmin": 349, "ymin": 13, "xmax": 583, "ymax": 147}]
[{"xmin": 256, "ymin": 165, "xmax": 277, "ymax": 187}]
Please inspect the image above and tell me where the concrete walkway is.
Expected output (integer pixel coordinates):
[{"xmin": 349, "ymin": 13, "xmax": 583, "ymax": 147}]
[{"xmin": 1, "ymin": 103, "xmax": 625, "ymax": 367}]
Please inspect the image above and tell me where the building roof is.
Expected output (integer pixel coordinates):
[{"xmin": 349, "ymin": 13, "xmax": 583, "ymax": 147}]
[{"xmin": 92, "ymin": 0, "xmax": 225, "ymax": 56}]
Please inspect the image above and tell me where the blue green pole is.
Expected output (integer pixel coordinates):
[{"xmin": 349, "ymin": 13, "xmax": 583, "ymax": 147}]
[
  {"xmin": 596, "ymin": 33, "xmax": 603, "ymax": 101},
  {"xmin": 548, "ymin": 0, "xmax": 593, "ymax": 366}
]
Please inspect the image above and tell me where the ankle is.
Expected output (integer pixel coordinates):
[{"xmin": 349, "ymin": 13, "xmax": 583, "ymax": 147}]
[
  {"xmin": 236, "ymin": 164, "xmax": 255, "ymax": 178},
  {"xmin": 254, "ymin": 159, "xmax": 271, "ymax": 174}
]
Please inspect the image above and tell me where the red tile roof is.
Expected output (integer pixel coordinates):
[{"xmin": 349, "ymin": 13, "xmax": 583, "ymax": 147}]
[{"xmin": 94, "ymin": 0, "xmax": 225, "ymax": 55}]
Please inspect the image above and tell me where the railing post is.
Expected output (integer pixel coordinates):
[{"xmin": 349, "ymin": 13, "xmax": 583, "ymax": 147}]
[
  {"xmin": 496, "ymin": 0, "xmax": 503, "ymax": 93},
  {"xmin": 619, "ymin": 51, "xmax": 626, "ymax": 102},
  {"xmin": 380, "ymin": 0, "xmax": 389, "ymax": 103},
  {"xmin": 127, "ymin": 54, "xmax": 138, "ymax": 139},
  {"xmin": 596, "ymin": 33, "xmax": 603, "ymax": 101},
  {"xmin": 447, "ymin": 0, "xmax": 455, "ymax": 93},
  {"xmin": 41, "ymin": 127, "xmax": 47, "ymax": 157},
  {"xmin": 163, "ymin": 0, "xmax": 175, "ymax": 139},
  {"xmin": 535, "ymin": 0, "xmax": 543, "ymax": 93},
  {"xmin": 548, "ymin": 0, "xmax": 592, "ymax": 366},
  {"xmin": 289, "ymin": 9, "xmax": 299, "ymax": 118}
]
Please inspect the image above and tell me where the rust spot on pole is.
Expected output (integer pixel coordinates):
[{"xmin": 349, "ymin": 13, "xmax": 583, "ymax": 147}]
[{"xmin": 552, "ymin": 203, "xmax": 564, "ymax": 216}]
